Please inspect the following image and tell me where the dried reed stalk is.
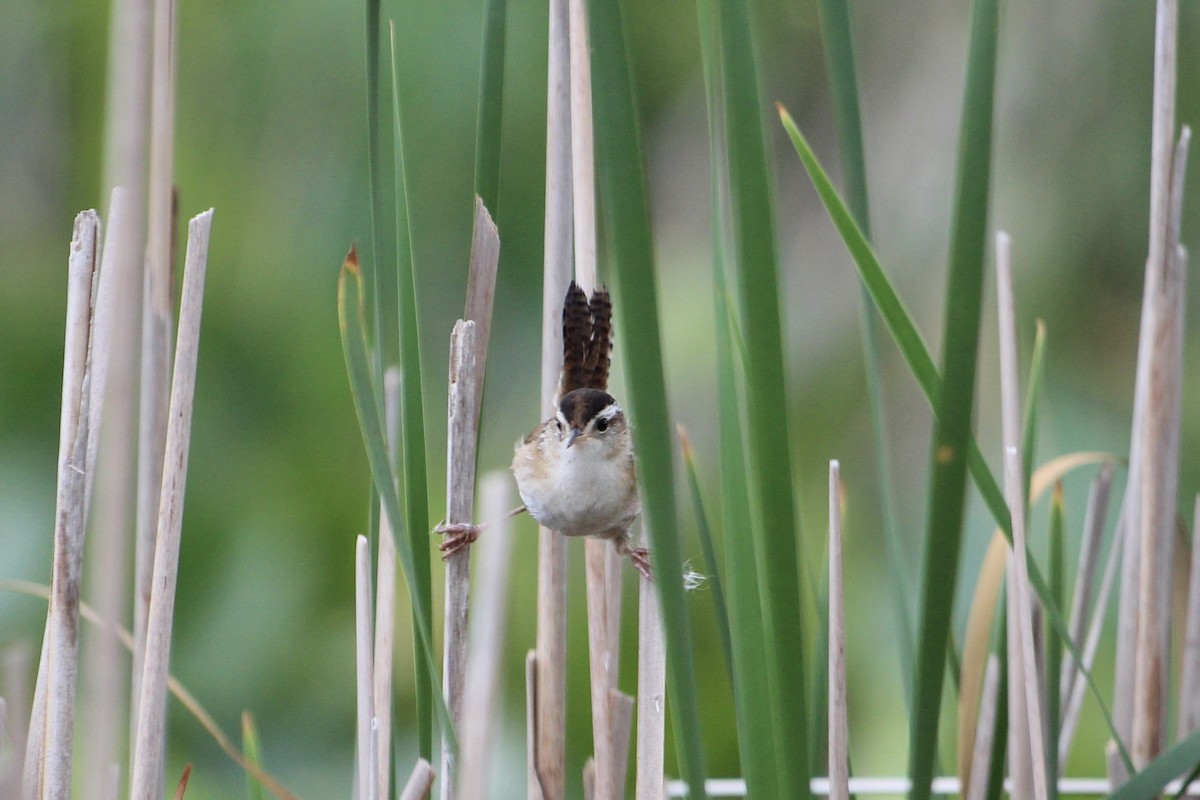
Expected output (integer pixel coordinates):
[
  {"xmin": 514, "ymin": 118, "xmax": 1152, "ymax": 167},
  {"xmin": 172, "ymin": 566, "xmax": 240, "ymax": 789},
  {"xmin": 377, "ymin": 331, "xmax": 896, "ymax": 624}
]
[
  {"xmin": 400, "ymin": 759, "xmax": 436, "ymax": 800},
  {"xmin": 355, "ymin": 535, "xmax": 376, "ymax": 800},
  {"xmin": 82, "ymin": 185, "xmax": 141, "ymax": 795},
  {"xmin": 128, "ymin": 209, "xmax": 213, "ymax": 800},
  {"xmin": 566, "ymin": 0, "xmax": 633, "ymax": 793},
  {"xmin": 827, "ymin": 461, "xmax": 849, "ymax": 800},
  {"xmin": 441, "ymin": 199, "xmax": 500, "ymax": 800},
  {"xmin": 373, "ymin": 368, "xmax": 401, "ymax": 800},
  {"xmin": 93, "ymin": 1, "xmax": 154, "ymax": 770},
  {"xmin": 35, "ymin": 210, "xmax": 101, "ymax": 800},
  {"xmin": 3, "ymin": 646, "xmax": 31, "ymax": 796},
  {"xmin": 634, "ymin": 536, "xmax": 665, "ymax": 800},
  {"xmin": 1114, "ymin": 0, "xmax": 1186, "ymax": 772},
  {"xmin": 1131, "ymin": 121, "xmax": 1189, "ymax": 771},
  {"xmin": 458, "ymin": 473, "xmax": 518, "ymax": 800},
  {"xmin": 1060, "ymin": 522, "xmax": 1123, "ymax": 766},
  {"xmin": 533, "ymin": 0, "xmax": 574, "ymax": 796},
  {"xmin": 132, "ymin": 0, "xmax": 178, "ymax": 761},
  {"xmin": 442, "ymin": 321, "xmax": 480, "ymax": 800},
  {"xmin": 1180, "ymin": 495, "xmax": 1200, "ymax": 738},
  {"xmin": 1058, "ymin": 465, "xmax": 1114, "ymax": 715},
  {"xmin": 965, "ymin": 655, "xmax": 1000, "ymax": 800},
  {"xmin": 995, "ymin": 231, "xmax": 1048, "ymax": 800}
]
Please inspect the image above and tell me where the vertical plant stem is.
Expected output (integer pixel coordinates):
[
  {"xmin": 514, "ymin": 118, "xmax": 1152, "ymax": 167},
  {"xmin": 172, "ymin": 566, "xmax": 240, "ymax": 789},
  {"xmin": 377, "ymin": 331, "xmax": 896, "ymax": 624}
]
[
  {"xmin": 399, "ymin": 760, "xmax": 436, "ymax": 800},
  {"xmin": 996, "ymin": 232, "xmax": 1049, "ymax": 800},
  {"xmin": 355, "ymin": 535, "xmax": 376, "ymax": 800},
  {"xmin": 132, "ymin": 1, "xmax": 177, "ymax": 771},
  {"xmin": 1060, "ymin": 522, "xmax": 1123, "ymax": 767},
  {"xmin": 534, "ymin": 1, "xmax": 573, "ymax": 796},
  {"xmin": 385, "ymin": 22, "xmax": 435, "ymax": 761},
  {"xmin": 472, "ymin": 0, "xmax": 507, "ymax": 213},
  {"xmin": 373, "ymin": 368, "xmax": 401, "ymax": 800},
  {"xmin": 827, "ymin": 462, "xmax": 849, "ymax": 800},
  {"xmin": 458, "ymin": 474, "xmax": 517, "ymax": 800},
  {"xmin": 40, "ymin": 211, "xmax": 100, "ymax": 800},
  {"xmin": 1059, "ymin": 465, "xmax": 1114, "ymax": 713},
  {"xmin": 587, "ymin": 1, "xmax": 707, "ymax": 795},
  {"xmin": 82, "ymin": 186, "xmax": 140, "ymax": 796},
  {"xmin": 965, "ymin": 655, "xmax": 1000, "ymax": 800},
  {"xmin": 714, "ymin": 0, "xmax": 809, "ymax": 792},
  {"xmin": 1178, "ymin": 495, "xmax": 1200, "ymax": 738},
  {"xmin": 129, "ymin": 210, "xmax": 213, "ymax": 800},
  {"xmin": 441, "ymin": 321, "xmax": 480, "ymax": 800},
  {"xmin": 906, "ymin": 1, "xmax": 998, "ymax": 796},
  {"xmin": 816, "ymin": 0, "xmax": 915, "ymax": 694},
  {"xmin": 635, "ymin": 534, "xmax": 665, "ymax": 800},
  {"xmin": 441, "ymin": 199, "xmax": 500, "ymax": 800}
]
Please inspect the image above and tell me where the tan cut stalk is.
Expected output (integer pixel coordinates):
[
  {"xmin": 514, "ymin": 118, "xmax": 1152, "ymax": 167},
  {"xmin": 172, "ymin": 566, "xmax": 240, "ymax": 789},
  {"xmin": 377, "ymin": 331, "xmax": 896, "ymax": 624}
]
[
  {"xmin": 532, "ymin": 0, "xmax": 573, "ymax": 796},
  {"xmin": 129, "ymin": 209, "xmax": 213, "ymax": 800},
  {"xmin": 34, "ymin": 211, "xmax": 101, "ymax": 800},
  {"xmin": 133, "ymin": 0, "xmax": 178, "ymax": 762},
  {"xmin": 354, "ymin": 535, "xmax": 376, "ymax": 800},
  {"xmin": 634, "ymin": 530, "xmax": 665, "ymax": 800},
  {"xmin": 458, "ymin": 473, "xmax": 518, "ymax": 800},
  {"xmin": 995, "ymin": 232, "xmax": 1048, "ymax": 800},
  {"xmin": 828, "ymin": 461, "xmax": 849, "ymax": 800},
  {"xmin": 373, "ymin": 368, "xmax": 400, "ymax": 800},
  {"xmin": 441, "ymin": 198, "xmax": 500, "ymax": 800}
]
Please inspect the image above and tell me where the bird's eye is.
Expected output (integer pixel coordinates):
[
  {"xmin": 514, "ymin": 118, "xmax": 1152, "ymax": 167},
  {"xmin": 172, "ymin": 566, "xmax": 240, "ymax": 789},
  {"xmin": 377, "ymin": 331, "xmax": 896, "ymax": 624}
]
[
  {"xmin": 595, "ymin": 418, "xmax": 608, "ymax": 433},
  {"xmin": 555, "ymin": 419, "xmax": 564, "ymax": 432}
]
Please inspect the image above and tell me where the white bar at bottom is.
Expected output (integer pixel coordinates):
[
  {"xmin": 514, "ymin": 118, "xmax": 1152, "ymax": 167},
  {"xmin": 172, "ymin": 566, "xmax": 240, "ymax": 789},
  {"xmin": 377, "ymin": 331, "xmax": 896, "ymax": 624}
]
[{"xmin": 666, "ymin": 776, "xmax": 1200, "ymax": 797}]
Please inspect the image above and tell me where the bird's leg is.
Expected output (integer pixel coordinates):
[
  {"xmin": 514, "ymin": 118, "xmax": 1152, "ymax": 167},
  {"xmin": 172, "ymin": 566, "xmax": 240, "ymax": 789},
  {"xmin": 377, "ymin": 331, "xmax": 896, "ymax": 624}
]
[
  {"xmin": 614, "ymin": 536, "xmax": 652, "ymax": 581},
  {"xmin": 435, "ymin": 506, "xmax": 527, "ymax": 559}
]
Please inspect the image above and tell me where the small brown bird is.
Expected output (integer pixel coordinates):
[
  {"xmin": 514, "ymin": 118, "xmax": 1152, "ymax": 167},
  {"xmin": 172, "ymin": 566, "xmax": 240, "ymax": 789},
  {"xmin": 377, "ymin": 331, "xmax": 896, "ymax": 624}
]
[{"xmin": 438, "ymin": 282, "xmax": 650, "ymax": 579}]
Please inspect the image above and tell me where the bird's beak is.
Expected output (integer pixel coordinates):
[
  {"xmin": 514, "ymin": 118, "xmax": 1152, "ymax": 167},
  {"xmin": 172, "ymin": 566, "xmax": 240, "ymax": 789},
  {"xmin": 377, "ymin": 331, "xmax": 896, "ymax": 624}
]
[{"xmin": 565, "ymin": 428, "xmax": 583, "ymax": 448}]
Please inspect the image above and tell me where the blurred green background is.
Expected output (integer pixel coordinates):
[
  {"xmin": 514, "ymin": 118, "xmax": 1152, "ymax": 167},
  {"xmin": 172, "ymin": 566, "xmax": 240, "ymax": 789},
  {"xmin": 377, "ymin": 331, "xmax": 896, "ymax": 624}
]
[{"xmin": 1, "ymin": 1, "xmax": 1199, "ymax": 797}]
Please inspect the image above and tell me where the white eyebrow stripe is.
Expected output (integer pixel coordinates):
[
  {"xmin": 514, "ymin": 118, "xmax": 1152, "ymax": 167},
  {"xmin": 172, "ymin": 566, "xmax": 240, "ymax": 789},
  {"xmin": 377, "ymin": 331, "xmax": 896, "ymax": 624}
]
[{"xmin": 598, "ymin": 403, "xmax": 622, "ymax": 420}]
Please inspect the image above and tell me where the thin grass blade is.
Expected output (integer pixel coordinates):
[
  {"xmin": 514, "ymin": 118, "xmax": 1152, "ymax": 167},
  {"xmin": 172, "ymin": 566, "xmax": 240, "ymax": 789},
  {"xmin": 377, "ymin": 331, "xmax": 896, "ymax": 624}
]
[
  {"xmin": 473, "ymin": 0, "xmax": 507, "ymax": 212},
  {"xmin": 242, "ymin": 713, "xmax": 265, "ymax": 800},
  {"xmin": 713, "ymin": 0, "xmax": 810, "ymax": 793},
  {"xmin": 777, "ymin": 109, "xmax": 1134, "ymax": 773},
  {"xmin": 587, "ymin": 1, "xmax": 707, "ymax": 794},
  {"xmin": 678, "ymin": 426, "xmax": 734, "ymax": 685},
  {"xmin": 386, "ymin": 24, "xmax": 435, "ymax": 760},
  {"xmin": 338, "ymin": 248, "xmax": 455, "ymax": 755},
  {"xmin": 694, "ymin": 2, "xmax": 778, "ymax": 795},
  {"xmin": 816, "ymin": 0, "xmax": 915, "ymax": 699}
]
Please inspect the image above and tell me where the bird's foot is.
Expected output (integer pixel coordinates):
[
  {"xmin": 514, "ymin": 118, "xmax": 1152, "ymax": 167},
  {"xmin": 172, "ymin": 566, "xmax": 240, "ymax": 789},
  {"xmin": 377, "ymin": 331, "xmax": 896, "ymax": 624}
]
[
  {"xmin": 615, "ymin": 538, "xmax": 652, "ymax": 581},
  {"xmin": 436, "ymin": 521, "xmax": 479, "ymax": 559}
]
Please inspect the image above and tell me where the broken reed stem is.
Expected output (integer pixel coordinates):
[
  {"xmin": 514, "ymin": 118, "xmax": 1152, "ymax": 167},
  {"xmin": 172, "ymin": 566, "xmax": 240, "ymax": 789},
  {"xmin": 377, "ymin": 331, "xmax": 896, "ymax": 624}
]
[
  {"xmin": 441, "ymin": 321, "xmax": 480, "ymax": 800},
  {"xmin": 1179, "ymin": 495, "xmax": 1200, "ymax": 738},
  {"xmin": 534, "ymin": 0, "xmax": 573, "ymax": 796},
  {"xmin": 1132, "ymin": 123, "xmax": 1189, "ymax": 770},
  {"xmin": 634, "ymin": 529, "xmax": 665, "ymax": 800},
  {"xmin": 83, "ymin": 186, "xmax": 141, "ymax": 795},
  {"xmin": 1118, "ymin": 0, "xmax": 1185, "ymax": 771},
  {"xmin": 441, "ymin": 198, "xmax": 500, "ymax": 800},
  {"xmin": 133, "ymin": 0, "xmax": 178, "ymax": 762},
  {"xmin": 995, "ymin": 232, "xmax": 1049, "ymax": 800},
  {"xmin": 458, "ymin": 473, "xmax": 518, "ymax": 800},
  {"xmin": 965, "ymin": 655, "xmax": 1000, "ymax": 800},
  {"xmin": 828, "ymin": 461, "xmax": 849, "ymax": 800},
  {"xmin": 373, "ymin": 368, "xmax": 401, "ymax": 800},
  {"xmin": 129, "ymin": 209, "xmax": 213, "ymax": 800},
  {"xmin": 400, "ymin": 759, "xmax": 436, "ymax": 800},
  {"xmin": 1060, "ymin": 522, "xmax": 1123, "ymax": 767},
  {"xmin": 355, "ymin": 535, "xmax": 376, "ymax": 800},
  {"xmin": 1059, "ymin": 465, "xmax": 1114, "ymax": 714},
  {"xmin": 38, "ymin": 210, "xmax": 101, "ymax": 800}
]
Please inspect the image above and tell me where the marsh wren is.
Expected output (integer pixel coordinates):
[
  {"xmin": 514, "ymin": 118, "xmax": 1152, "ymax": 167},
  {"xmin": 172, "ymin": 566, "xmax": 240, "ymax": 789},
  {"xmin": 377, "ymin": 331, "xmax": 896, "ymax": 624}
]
[{"xmin": 438, "ymin": 282, "xmax": 650, "ymax": 579}]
